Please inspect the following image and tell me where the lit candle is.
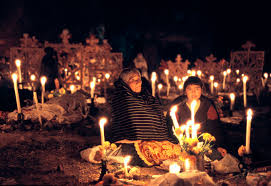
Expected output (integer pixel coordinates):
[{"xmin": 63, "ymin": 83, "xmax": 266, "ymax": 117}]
[
  {"xmin": 246, "ymin": 109, "xmax": 253, "ymax": 154},
  {"xmin": 15, "ymin": 59, "xmax": 22, "ymax": 89},
  {"xmin": 229, "ymin": 93, "xmax": 235, "ymax": 111},
  {"xmin": 158, "ymin": 83, "xmax": 162, "ymax": 96},
  {"xmin": 222, "ymin": 71, "xmax": 227, "ymax": 90},
  {"xmin": 243, "ymin": 76, "xmax": 248, "ymax": 108},
  {"xmin": 210, "ymin": 75, "xmax": 214, "ymax": 94},
  {"xmin": 191, "ymin": 100, "xmax": 197, "ymax": 124},
  {"xmin": 99, "ymin": 117, "xmax": 107, "ymax": 156},
  {"xmin": 263, "ymin": 72, "xmax": 268, "ymax": 87},
  {"xmin": 214, "ymin": 82, "xmax": 218, "ymax": 94},
  {"xmin": 236, "ymin": 69, "xmax": 240, "ymax": 75},
  {"xmin": 185, "ymin": 158, "xmax": 190, "ymax": 171},
  {"xmin": 236, "ymin": 78, "xmax": 240, "ymax": 84},
  {"xmin": 164, "ymin": 69, "xmax": 170, "ymax": 97},
  {"xmin": 178, "ymin": 84, "xmax": 183, "ymax": 90},
  {"xmin": 105, "ymin": 73, "xmax": 110, "ymax": 80},
  {"xmin": 173, "ymin": 76, "xmax": 178, "ymax": 85},
  {"xmin": 187, "ymin": 70, "xmax": 191, "ymax": 75},
  {"xmin": 197, "ymin": 70, "xmax": 202, "ymax": 78},
  {"xmin": 64, "ymin": 68, "xmax": 68, "ymax": 78},
  {"xmin": 186, "ymin": 120, "xmax": 193, "ymax": 139},
  {"xmin": 191, "ymin": 70, "xmax": 196, "ymax": 76},
  {"xmin": 40, "ymin": 76, "xmax": 47, "ymax": 105},
  {"xmin": 170, "ymin": 105, "xmax": 179, "ymax": 129},
  {"xmin": 12, "ymin": 73, "xmax": 21, "ymax": 113},
  {"xmin": 151, "ymin": 72, "xmax": 157, "ymax": 97},
  {"xmin": 70, "ymin": 84, "xmax": 75, "ymax": 94},
  {"xmin": 30, "ymin": 74, "xmax": 36, "ymax": 91},
  {"xmin": 169, "ymin": 163, "xmax": 180, "ymax": 174},
  {"xmin": 90, "ymin": 77, "xmax": 96, "ymax": 99},
  {"xmin": 124, "ymin": 156, "xmax": 131, "ymax": 177}
]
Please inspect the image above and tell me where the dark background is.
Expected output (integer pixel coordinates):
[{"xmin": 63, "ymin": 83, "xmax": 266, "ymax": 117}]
[{"xmin": 0, "ymin": 0, "xmax": 270, "ymax": 71}]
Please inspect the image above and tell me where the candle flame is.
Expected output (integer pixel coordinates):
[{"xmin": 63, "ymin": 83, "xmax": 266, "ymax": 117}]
[
  {"xmin": 178, "ymin": 84, "xmax": 183, "ymax": 89},
  {"xmin": 124, "ymin": 156, "xmax": 131, "ymax": 166},
  {"xmin": 227, "ymin": 69, "xmax": 231, "ymax": 74},
  {"xmin": 40, "ymin": 76, "xmax": 47, "ymax": 85},
  {"xmin": 90, "ymin": 81, "xmax": 95, "ymax": 88},
  {"xmin": 230, "ymin": 93, "xmax": 235, "ymax": 100},
  {"xmin": 158, "ymin": 83, "xmax": 163, "ymax": 90},
  {"xmin": 105, "ymin": 73, "xmax": 110, "ymax": 79},
  {"xmin": 247, "ymin": 109, "xmax": 253, "ymax": 118},
  {"xmin": 30, "ymin": 74, "xmax": 36, "ymax": 81},
  {"xmin": 210, "ymin": 75, "xmax": 214, "ymax": 81},
  {"xmin": 173, "ymin": 76, "xmax": 178, "ymax": 82},
  {"xmin": 12, "ymin": 73, "xmax": 18, "ymax": 81},
  {"xmin": 99, "ymin": 117, "xmax": 107, "ymax": 127},
  {"xmin": 214, "ymin": 82, "xmax": 218, "ymax": 88},
  {"xmin": 15, "ymin": 59, "xmax": 21, "ymax": 67},
  {"xmin": 64, "ymin": 68, "xmax": 68, "ymax": 72},
  {"xmin": 264, "ymin": 72, "xmax": 268, "ymax": 79},
  {"xmin": 197, "ymin": 70, "xmax": 202, "ymax": 76},
  {"xmin": 243, "ymin": 76, "xmax": 248, "ymax": 82},
  {"xmin": 236, "ymin": 78, "xmax": 240, "ymax": 83},
  {"xmin": 169, "ymin": 163, "xmax": 180, "ymax": 174},
  {"xmin": 223, "ymin": 71, "xmax": 227, "ymax": 76},
  {"xmin": 236, "ymin": 69, "xmax": 240, "ymax": 74},
  {"xmin": 191, "ymin": 70, "xmax": 196, "ymax": 76},
  {"xmin": 170, "ymin": 105, "xmax": 177, "ymax": 114},
  {"xmin": 164, "ymin": 69, "xmax": 169, "ymax": 75},
  {"xmin": 70, "ymin": 84, "xmax": 75, "ymax": 91},
  {"xmin": 151, "ymin": 72, "xmax": 157, "ymax": 82}
]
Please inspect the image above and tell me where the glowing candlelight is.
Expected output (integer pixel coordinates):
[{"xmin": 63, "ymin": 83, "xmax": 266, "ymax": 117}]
[
  {"xmin": 187, "ymin": 70, "xmax": 191, "ymax": 75},
  {"xmin": 191, "ymin": 70, "xmax": 196, "ymax": 76},
  {"xmin": 169, "ymin": 163, "xmax": 180, "ymax": 174},
  {"xmin": 15, "ymin": 59, "xmax": 22, "ymax": 89},
  {"xmin": 222, "ymin": 71, "xmax": 227, "ymax": 90},
  {"xmin": 12, "ymin": 73, "xmax": 21, "ymax": 113},
  {"xmin": 210, "ymin": 75, "xmax": 214, "ymax": 94},
  {"xmin": 99, "ymin": 117, "xmax": 107, "ymax": 155},
  {"xmin": 40, "ymin": 76, "xmax": 47, "ymax": 105},
  {"xmin": 173, "ymin": 76, "xmax": 178, "ymax": 84},
  {"xmin": 158, "ymin": 83, "xmax": 162, "ymax": 96},
  {"xmin": 170, "ymin": 105, "xmax": 179, "ymax": 129},
  {"xmin": 229, "ymin": 93, "xmax": 235, "ymax": 111},
  {"xmin": 263, "ymin": 72, "xmax": 268, "ymax": 87},
  {"xmin": 227, "ymin": 68, "xmax": 231, "ymax": 74},
  {"xmin": 178, "ymin": 84, "xmax": 183, "ymax": 90},
  {"xmin": 197, "ymin": 70, "xmax": 202, "ymax": 78},
  {"xmin": 151, "ymin": 72, "xmax": 157, "ymax": 97},
  {"xmin": 70, "ymin": 84, "xmax": 75, "ymax": 94},
  {"xmin": 30, "ymin": 74, "xmax": 36, "ymax": 91},
  {"xmin": 64, "ymin": 68, "xmax": 68, "ymax": 77},
  {"xmin": 185, "ymin": 158, "xmax": 191, "ymax": 171},
  {"xmin": 164, "ymin": 69, "xmax": 170, "ymax": 96},
  {"xmin": 246, "ymin": 109, "xmax": 253, "ymax": 154},
  {"xmin": 124, "ymin": 156, "xmax": 131, "ymax": 177},
  {"xmin": 214, "ymin": 82, "xmax": 218, "ymax": 94},
  {"xmin": 105, "ymin": 73, "xmax": 110, "ymax": 80},
  {"xmin": 186, "ymin": 120, "xmax": 193, "ymax": 139},
  {"xmin": 90, "ymin": 77, "xmax": 96, "ymax": 99},
  {"xmin": 236, "ymin": 69, "xmax": 240, "ymax": 75},
  {"xmin": 236, "ymin": 78, "xmax": 240, "ymax": 84},
  {"xmin": 191, "ymin": 100, "xmax": 197, "ymax": 124},
  {"xmin": 243, "ymin": 76, "xmax": 248, "ymax": 108},
  {"xmin": 192, "ymin": 123, "xmax": 200, "ymax": 139}
]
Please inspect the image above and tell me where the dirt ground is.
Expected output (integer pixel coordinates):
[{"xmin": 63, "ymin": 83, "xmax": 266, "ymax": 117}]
[{"xmin": 0, "ymin": 123, "xmax": 252, "ymax": 185}]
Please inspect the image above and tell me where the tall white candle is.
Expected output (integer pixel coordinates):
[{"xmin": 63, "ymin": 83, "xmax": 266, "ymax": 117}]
[
  {"xmin": 164, "ymin": 69, "xmax": 170, "ymax": 97},
  {"xmin": 191, "ymin": 100, "xmax": 197, "ymax": 124},
  {"xmin": 214, "ymin": 82, "xmax": 218, "ymax": 94},
  {"xmin": 124, "ymin": 156, "xmax": 131, "ymax": 177},
  {"xmin": 246, "ymin": 109, "xmax": 253, "ymax": 154},
  {"xmin": 99, "ymin": 117, "xmax": 107, "ymax": 156},
  {"xmin": 170, "ymin": 105, "xmax": 179, "ymax": 129},
  {"xmin": 192, "ymin": 124, "xmax": 200, "ymax": 139},
  {"xmin": 40, "ymin": 76, "xmax": 47, "ymax": 105},
  {"xmin": 222, "ymin": 71, "xmax": 227, "ymax": 90},
  {"xmin": 12, "ymin": 73, "xmax": 21, "ymax": 113},
  {"xmin": 151, "ymin": 72, "xmax": 157, "ymax": 97},
  {"xmin": 158, "ymin": 83, "xmax": 162, "ymax": 96},
  {"xmin": 230, "ymin": 93, "xmax": 235, "ymax": 111},
  {"xmin": 210, "ymin": 75, "xmax": 214, "ymax": 94},
  {"xmin": 90, "ymin": 77, "xmax": 96, "ymax": 99},
  {"xmin": 15, "ymin": 59, "xmax": 22, "ymax": 89},
  {"xmin": 243, "ymin": 76, "xmax": 248, "ymax": 108},
  {"xmin": 185, "ymin": 158, "xmax": 191, "ymax": 172}
]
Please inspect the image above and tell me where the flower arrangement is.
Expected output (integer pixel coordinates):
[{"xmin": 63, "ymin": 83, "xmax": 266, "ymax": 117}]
[{"xmin": 47, "ymin": 88, "xmax": 66, "ymax": 99}]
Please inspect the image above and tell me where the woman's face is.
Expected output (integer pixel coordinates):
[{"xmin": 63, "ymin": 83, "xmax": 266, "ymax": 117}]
[
  {"xmin": 128, "ymin": 73, "xmax": 142, "ymax": 93},
  {"xmin": 185, "ymin": 84, "xmax": 202, "ymax": 102}
]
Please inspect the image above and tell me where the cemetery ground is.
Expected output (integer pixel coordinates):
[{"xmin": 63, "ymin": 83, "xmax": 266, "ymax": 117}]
[{"xmin": 0, "ymin": 93, "xmax": 271, "ymax": 185}]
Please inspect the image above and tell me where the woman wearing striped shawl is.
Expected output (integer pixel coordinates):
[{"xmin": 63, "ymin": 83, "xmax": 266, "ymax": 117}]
[{"xmin": 110, "ymin": 68, "xmax": 180, "ymax": 166}]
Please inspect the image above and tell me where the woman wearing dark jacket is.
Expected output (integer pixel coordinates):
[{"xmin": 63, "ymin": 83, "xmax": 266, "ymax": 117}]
[{"xmin": 110, "ymin": 68, "xmax": 180, "ymax": 166}]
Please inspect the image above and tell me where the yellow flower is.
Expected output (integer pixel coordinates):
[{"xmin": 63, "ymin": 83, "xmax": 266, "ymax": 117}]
[
  {"xmin": 104, "ymin": 141, "xmax": 110, "ymax": 149},
  {"xmin": 202, "ymin": 133, "xmax": 216, "ymax": 142},
  {"xmin": 192, "ymin": 146, "xmax": 202, "ymax": 155},
  {"xmin": 110, "ymin": 143, "xmax": 117, "ymax": 150},
  {"xmin": 59, "ymin": 88, "xmax": 66, "ymax": 94},
  {"xmin": 48, "ymin": 94, "xmax": 54, "ymax": 99},
  {"xmin": 184, "ymin": 138, "xmax": 198, "ymax": 147}
]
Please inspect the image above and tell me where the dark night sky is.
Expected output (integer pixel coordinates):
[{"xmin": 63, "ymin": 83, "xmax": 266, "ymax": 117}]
[{"xmin": 1, "ymin": 0, "xmax": 270, "ymax": 71}]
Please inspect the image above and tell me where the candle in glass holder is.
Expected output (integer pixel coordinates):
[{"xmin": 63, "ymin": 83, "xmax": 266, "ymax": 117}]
[
  {"xmin": 15, "ymin": 59, "xmax": 22, "ymax": 89},
  {"xmin": 12, "ymin": 73, "xmax": 21, "ymax": 113},
  {"xmin": 242, "ymin": 76, "xmax": 248, "ymax": 108},
  {"xmin": 222, "ymin": 71, "xmax": 227, "ymax": 90},
  {"xmin": 246, "ymin": 109, "xmax": 253, "ymax": 154},
  {"xmin": 151, "ymin": 72, "xmax": 157, "ymax": 97},
  {"xmin": 229, "ymin": 93, "xmax": 235, "ymax": 111},
  {"xmin": 40, "ymin": 76, "xmax": 47, "ymax": 105},
  {"xmin": 210, "ymin": 75, "xmax": 214, "ymax": 94},
  {"xmin": 124, "ymin": 156, "xmax": 131, "ymax": 177},
  {"xmin": 169, "ymin": 163, "xmax": 180, "ymax": 174}
]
